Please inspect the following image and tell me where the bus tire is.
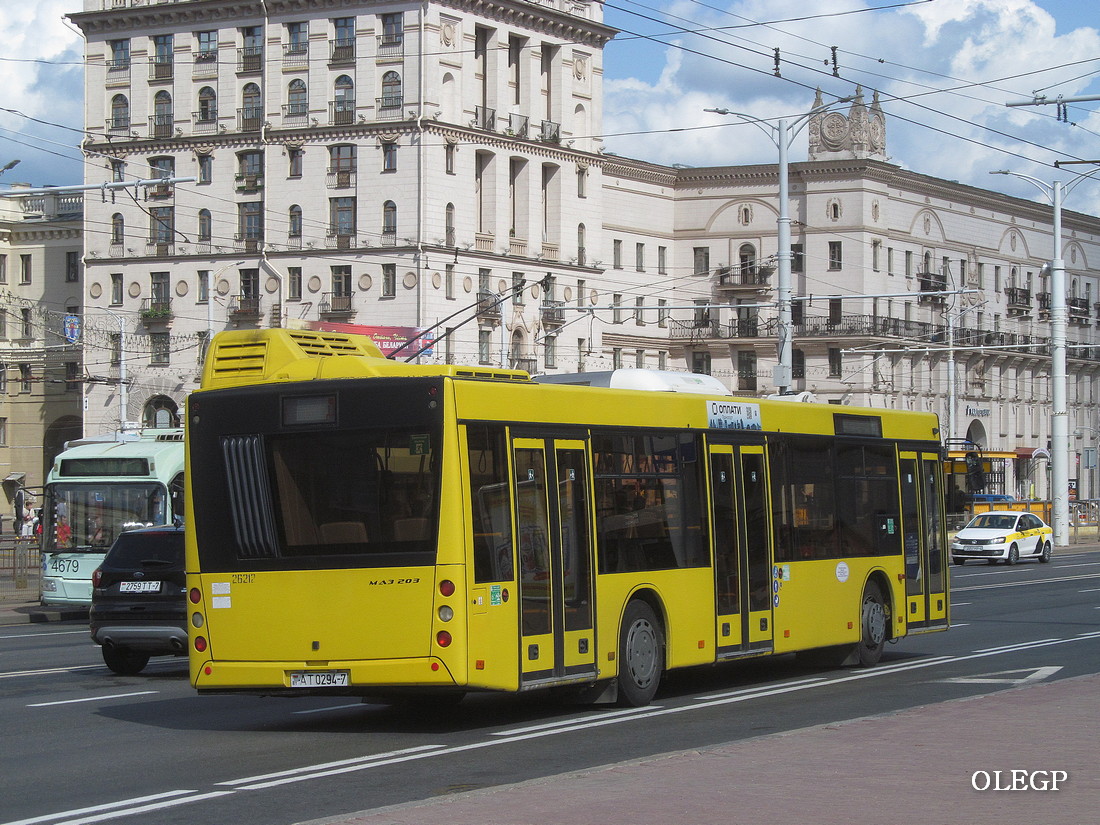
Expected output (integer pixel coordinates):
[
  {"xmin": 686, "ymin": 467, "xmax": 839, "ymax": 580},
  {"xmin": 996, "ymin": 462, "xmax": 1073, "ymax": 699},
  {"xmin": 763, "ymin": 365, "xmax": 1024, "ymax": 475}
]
[
  {"xmin": 617, "ymin": 600, "xmax": 663, "ymax": 707},
  {"xmin": 102, "ymin": 646, "xmax": 150, "ymax": 676},
  {"xmin": 855, "ymin": 582, "xmax": 888, "ymax": 667}
]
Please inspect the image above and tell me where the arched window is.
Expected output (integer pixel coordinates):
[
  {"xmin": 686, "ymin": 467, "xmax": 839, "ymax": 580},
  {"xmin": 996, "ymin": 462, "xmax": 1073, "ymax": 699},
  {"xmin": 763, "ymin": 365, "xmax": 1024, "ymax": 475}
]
[
  {"xmin": 153, "ymin": 91, "xmax": 173, "ymax": 137},
  {"xmin": 332, "ymin": 75, "xmax": 354, "ymax": 124},
  {"xmin": 382, "ymin": 200, "xmax": 397, "ymax": 236},
  {"xmin": 143, "ymin": 395, "xmax": 180, "ymax": 429},
  {"xmin": 111, "ymin": 213, "xmax": 124, "ymax": 244},
  {"xmin": 287, "ymin": 79, "xmax": 307, "ymax": 116},
  {"xmin": 197, "ymin": 209, "xmax": 212, "ymax": 241},
  {"xmin": 288, "ymin": 205, "xmax": 302, "ymax": 238},
  {"xmin": 197, "ymin": 87, "xmax": 217, "ymax": 122},
  {"xmin": 381, "ymin": 71, "xmax": 402, "ymax": 108},
  {"xmin": 110, "ymin": 94, "xmax": 130, "ymax": 129},
  {"xmin": 445, "ymin": 203, "xmax": 455, "ymax": 247},
  {"xmin": 739, "ymin": 243, "xmax": 756, "ymax": 276},
  {"xmin": 242, "ymin": 83, "xmax": 262, "ymax": 122},
  {"xmin": 577, "ymin": 223, "xmax": 586, "ymax": 266}
]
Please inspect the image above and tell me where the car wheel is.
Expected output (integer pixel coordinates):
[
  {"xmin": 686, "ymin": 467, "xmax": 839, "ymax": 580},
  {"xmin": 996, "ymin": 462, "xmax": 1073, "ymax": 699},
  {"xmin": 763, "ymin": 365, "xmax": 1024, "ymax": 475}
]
[
  {"xmin": 1039, "ymin": 541, "xmax": 1052, "ymax": 563},
  {"xmin": 1006, "ymin": 543, "xmax": 1019, "ymax": 565},
  {"xmin": 102, "ymin": 646, "xmax": 150, "ymax": 675},
  {"xmin": 952, "ymin": 557, "xmax": 965, "ymax": 566}
]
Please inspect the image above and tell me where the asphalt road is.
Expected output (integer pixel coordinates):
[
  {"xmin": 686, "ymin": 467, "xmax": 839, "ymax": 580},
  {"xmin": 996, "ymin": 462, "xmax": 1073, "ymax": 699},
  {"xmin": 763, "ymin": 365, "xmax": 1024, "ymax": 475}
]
[{"xmin": 2, "ymin": 548, "xmax": 1099, "ymax": 825}]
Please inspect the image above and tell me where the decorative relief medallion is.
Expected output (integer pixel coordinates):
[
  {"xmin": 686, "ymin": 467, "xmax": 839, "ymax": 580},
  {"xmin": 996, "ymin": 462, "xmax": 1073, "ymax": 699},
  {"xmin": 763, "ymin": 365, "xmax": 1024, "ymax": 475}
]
[
  {"xmin": 307, "ymin": 275, "xmax": 322, "ymax": 293},
  {"xmin": 403, "ymin": 271, "xmax": 417, "ymax": 289},
  {"xmin": 820, "ymin": 112, "xmax": 849, "ymax": 150},
  {"xmin": 128, "ymin": 281, "xmax": 141, "ymax": 299},
  {"xmin": 359, "ymin": 274, "xmax": 372, "ymax": 291},
  {"xmin": 440, "ymin": 22, "xmax": 456, "ymax": 48},
  {"xmin": 869, "ymin": 116, "xmax": 885, "ymax": 151},
  {"xmin": 89, "ymin": 282, "xmax": 102, "ymax": 299},
  {"xmin": 176, "ymin": 280, "xmax": 188, "ymax": 297},
  {"xmin": 573, "ymin": 56, "xmax": 588, "ymax": 81}
]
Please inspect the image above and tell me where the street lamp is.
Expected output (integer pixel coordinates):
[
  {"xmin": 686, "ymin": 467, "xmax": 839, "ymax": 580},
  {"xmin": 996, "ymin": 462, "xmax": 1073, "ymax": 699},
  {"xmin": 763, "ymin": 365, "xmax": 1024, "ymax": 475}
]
[
  {"xmin": 990, "ymin": 167, "xmax": 1100, "ymax": 546},
  {"xmin": 706, "ymin": 92, "xmax": 855, "ymax": 394}
]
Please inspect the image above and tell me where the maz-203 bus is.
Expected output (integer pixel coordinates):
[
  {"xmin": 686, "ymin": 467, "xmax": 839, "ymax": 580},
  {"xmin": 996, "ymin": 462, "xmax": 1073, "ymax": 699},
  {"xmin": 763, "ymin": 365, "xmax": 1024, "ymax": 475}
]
[
  {"xmin": 40, "ymin": 430, "xmax": 185, "ymax": 607},
  {"xmin": 186, "ymin": 329, "xmax": 948, "ymax": 707}
]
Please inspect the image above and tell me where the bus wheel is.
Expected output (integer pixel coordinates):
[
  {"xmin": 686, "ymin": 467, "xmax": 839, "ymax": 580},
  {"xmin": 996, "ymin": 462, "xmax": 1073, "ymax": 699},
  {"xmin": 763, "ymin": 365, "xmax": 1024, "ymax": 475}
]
[
  {"xmin": 617, "ymin": 600, "xmax": 663, "ymax": 707},
  {"xmin": 102, "ymin": 646, "xmax": 150, "ymax": 676},
  {"xmin": 855, "ymin": 583, "xmax": 888, "ymax": 667}
]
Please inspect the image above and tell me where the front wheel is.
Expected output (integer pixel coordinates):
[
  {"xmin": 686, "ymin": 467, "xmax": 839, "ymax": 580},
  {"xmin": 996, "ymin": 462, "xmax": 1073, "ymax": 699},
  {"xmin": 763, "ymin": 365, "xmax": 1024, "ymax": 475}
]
[
  {"xmin": 855, "ymin": 582, "xmax": 888, "ymax": 666},
  {"xmin": 102, "ymin": 646, "xmax": 150, "ymax": 675},
  {"xmin": 1039, "ymin": 541, "xmax": 1052, "ymax": 563},
  {"xmin": 1006, "ymin": 543, "xmax": 1019, "ymax": 565},
  {"xmin": 617, "ymin": 600, "xmax": 664, "ymax": 707}
]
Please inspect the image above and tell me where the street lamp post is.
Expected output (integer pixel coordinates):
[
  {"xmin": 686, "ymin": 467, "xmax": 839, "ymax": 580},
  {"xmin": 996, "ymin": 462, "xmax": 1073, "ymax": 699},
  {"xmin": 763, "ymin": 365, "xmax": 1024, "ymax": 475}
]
[
  {"xmin": 706, "ymin": 95, "xmax": 855, "ymax": 393},
  {"xmin": 990, "ymin": 168, "xmax": 1100, "ymax": 546}
]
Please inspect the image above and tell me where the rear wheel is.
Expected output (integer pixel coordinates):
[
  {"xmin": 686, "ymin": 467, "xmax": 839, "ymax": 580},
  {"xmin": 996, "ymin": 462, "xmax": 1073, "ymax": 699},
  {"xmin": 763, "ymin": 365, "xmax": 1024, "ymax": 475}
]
[
  {"xmin": 617, "ymin": 600, "xmax": 663, "ymax": 707},
  {"xmin": 1039, "ymin": 541, "xmax": 1052, "ymax": 563},
  {"xmin": 855, "ymin": 582, "xmax": 888, "ymax": 666},
  {"xmin": 952, "ymin": 557, "xmax": 966, "ymax": 566},
  {"xmin": 102, "ymin": 646, "xmax": 150, "ymax": 675},
  {"xmin": 1006, "ymin": 543, "xmax": 1019, "ymax": 565}
]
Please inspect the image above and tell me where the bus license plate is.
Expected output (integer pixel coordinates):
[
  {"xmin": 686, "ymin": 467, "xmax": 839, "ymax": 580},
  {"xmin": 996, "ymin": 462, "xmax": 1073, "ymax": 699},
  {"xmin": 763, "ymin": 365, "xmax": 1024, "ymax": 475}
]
[
  {"xmin": 119, "ymin": 581, "xmax": 161, "ymax": 593},
  {"xmin": 290, "ymin": 670, "xmax": 350, "ymax": 688}
]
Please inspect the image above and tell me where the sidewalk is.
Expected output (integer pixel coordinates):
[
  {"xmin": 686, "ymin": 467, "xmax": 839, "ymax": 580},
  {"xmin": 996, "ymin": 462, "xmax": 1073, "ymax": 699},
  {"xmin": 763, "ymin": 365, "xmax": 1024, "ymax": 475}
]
[
  {"xmin": 301, "ymin": 673, "xmax": 1100, "ymax": 825},
  {"xmin": 0, "ymin": 597, "xmax": 87, "ymax": 626}
]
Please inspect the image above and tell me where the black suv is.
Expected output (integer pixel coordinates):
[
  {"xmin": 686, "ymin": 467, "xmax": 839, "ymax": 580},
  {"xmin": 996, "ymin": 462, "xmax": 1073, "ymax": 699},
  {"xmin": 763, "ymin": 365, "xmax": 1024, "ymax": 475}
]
[{"xmin": 90, "ymin": 525, "xmax": 187, "ymax": 675}]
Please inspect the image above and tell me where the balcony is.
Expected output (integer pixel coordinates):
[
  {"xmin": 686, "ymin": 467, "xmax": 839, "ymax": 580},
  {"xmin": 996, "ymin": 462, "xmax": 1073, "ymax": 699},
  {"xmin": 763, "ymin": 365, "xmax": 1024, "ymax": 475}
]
[
  {"xmin": 1006, "ymin": 286, "xmax": 1032, "ymax": 314},
  {"xmin": 234, "ymin": 233, "xmax": 263, "ymax": 253},
  {"xmin": 228, "ymin": 294, "xmax": 263, "ymax": 319},
  {"xmin": 234, "ymin": 174, "xmax": 263, "ymax": 191},
  {"xmin": 917, "ymin": 271, "xmax": 947, "ymax": 304},
  {"xmin": 327, "ymin": 167, "xmax": 356, "ymax": 188},
  {"xmin": 146, "ymin": 181, "xmax": 173, "ymax": 199},
  {"xmin": 539, "ymin": 120, "xmax": 561, "ymax": 142},
  {"xmin": 192, "ymin": 50, "xmax": 218, "ymax": 78},
  {"xmin": 376, "ymin": 96, "xmax": 404, "ymax": 120},
  {"xmin": 237, "ymin": 47, "xmax": 263, "ymax": 74},
  {"xmin": 282, "ymin": 43, "xmax": 309, "ymax": 69},
  {"xmin": 1037, "ymin": 292, "xmax": 1052, "ymax": 318},
  {"xmin": 237, "ymin": 108, "xmax": 262, "ymax": 132},
  {"xmin": 329, "ymin": 101, "xmax": 355, "ymax": 125},
  {"xmin": 506, "ymin": 113, "xmax": 529, "ymax": 139},
  {"xmin": 319, "ymin": 292, "xmax": 355, "ymax": 318},
  {"xmin": 148, "ymin": 115, "xmax": 174, "ymax": 139},
  {"xmin": 140, "ymin": 297, "xmax": 173, "ymax": 325},
  {"xmin": 149, "ymin": 57, "xmax": 173, "ymax": 81},
  {"xmin": 329, "ymin": 38, "xmax": 355, "ymax": 64},
  {"xmin": 715, "ymin": 263, "xmax": 773, "ymax": 291},
  {"xmin": 1070, "ymin": 297, "xmax": 1091, "ymax": 325},
  {"xmin": 105, "ymin": 59, "xmax": 130, "ymax": 85},
  {"xmin": 145, "ymin": 241, "xmax": 174, "ymax": 257},
  {"xmin": 474, "ymin": 105, "xmax": 496, "ymax": 131},
  {"xmin": 477, "ymin": 290, "xmax": 501, "ymax": 321},
  {"xmin": 511, "ymin": 357, "xmax": 537, "ymax": 374},
  {"xmin": 192, "ymin": 111, "xmax": 218, "ymax": 133},
  {"xmin": 326, "ymin": 233, "xmax": 354, "ymax": 250},
  {"xmin": 541, "ymin": 300, "xmax": 565, "ymax": 326},
  {"xmin": 105, "ymin": 117, "xmax": 130, "ymax": 135},
  {"xmin": 377, "ymin": 34, "xmax": 403, "ymax": 59}
]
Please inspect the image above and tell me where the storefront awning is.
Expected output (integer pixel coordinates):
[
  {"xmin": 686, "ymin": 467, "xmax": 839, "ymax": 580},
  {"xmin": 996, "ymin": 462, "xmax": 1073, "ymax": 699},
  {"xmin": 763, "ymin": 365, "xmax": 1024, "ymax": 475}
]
[{"xmin": 1016, "ymin": 447, "xmax": 1050, "ymax": 460}]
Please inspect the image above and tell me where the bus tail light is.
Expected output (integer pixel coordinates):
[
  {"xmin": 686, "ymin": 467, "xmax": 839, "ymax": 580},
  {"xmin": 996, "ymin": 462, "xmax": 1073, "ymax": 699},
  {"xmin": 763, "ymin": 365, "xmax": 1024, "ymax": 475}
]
[
  {"xmin": 189, "ymin": 587, "xmax": 202, "ymax": 604},
  {"xmin": 436, "ymin": 630, "xmax": 452, "ymax": 647},
  {"xmin": 91, "ymin": 568, "xmax": 102, "ymax": 588},
  {"xmin": 194, "ymin": 635, "xmax": 208, "ymax": 653},
  {"xmin": 439, "ymin": 579, "xmax": 455, "ymax": 597}
]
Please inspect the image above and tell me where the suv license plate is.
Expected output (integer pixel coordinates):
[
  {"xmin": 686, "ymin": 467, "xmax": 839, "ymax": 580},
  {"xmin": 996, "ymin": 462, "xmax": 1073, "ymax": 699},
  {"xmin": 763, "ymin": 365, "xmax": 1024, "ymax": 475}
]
[
  {"xmin": 290, "ymin": 670, "xmax": 350, "ymax": 688},
  {"xmin": 119, "ymin": 581, "xmax": 161, "ymax": 593}
]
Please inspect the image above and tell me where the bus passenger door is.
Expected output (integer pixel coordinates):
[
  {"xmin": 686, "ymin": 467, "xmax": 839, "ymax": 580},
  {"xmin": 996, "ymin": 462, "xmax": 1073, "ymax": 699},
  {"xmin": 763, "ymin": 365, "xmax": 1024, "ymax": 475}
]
[
  {"xmin": 899, "ymin": 452, "xmax": 949, "ymax": 631},
  {"xmin": 710, "ymin": 445, "xmax": 774, "ymax": 657},
  {"xmin": 512, "ymin": 438, "xmax": 596, "ymax": 686}
]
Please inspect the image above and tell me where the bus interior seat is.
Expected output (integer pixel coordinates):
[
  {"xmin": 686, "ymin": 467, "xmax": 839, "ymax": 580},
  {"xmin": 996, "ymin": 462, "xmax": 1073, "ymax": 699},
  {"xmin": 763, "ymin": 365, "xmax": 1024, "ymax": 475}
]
[
  {"xmin": 320, "ymin": 521, "xmax": 368, "ymax": 544},
  {"xmin": 393, "ymin": 517, "xmax": 428, "ymax": 541}
]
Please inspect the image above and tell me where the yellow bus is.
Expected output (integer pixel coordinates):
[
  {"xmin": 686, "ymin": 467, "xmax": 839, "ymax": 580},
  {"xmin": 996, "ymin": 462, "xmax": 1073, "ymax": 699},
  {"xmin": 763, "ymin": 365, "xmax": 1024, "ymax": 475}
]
[{"xmin": 186, "ymin": 329, "xmax": 948, "ymax": 707}]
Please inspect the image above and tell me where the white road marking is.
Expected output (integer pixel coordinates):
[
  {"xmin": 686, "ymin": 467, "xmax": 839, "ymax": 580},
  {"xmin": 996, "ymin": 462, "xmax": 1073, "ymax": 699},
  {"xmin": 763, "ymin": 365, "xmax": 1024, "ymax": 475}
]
[
  {"xmin": 28, "ymin": 691, "xmax": 157, "ymax": 708},
  {"xmin": 291, "ymin": 702, "xmax": 362, "ymax": 715},
  {"xmin": 0, "ymin": 630, "xmax": 91, "ymax": 641}
]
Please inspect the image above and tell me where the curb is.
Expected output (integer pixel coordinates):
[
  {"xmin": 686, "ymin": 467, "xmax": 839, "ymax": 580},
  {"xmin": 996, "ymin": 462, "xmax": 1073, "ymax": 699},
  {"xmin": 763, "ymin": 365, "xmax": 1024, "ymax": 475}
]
[{"xmin": 0, "ymin": 603, "xmax": 88, "ymax": 627}]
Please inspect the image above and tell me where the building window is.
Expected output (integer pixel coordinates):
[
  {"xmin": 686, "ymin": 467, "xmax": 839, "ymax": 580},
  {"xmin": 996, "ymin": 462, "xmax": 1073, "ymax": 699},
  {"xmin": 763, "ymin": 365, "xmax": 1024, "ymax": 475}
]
[
  {"xmin": 109, "ymin": 39, "xmax": 130, "ymax": 70},
  {"xmin": 0, "ymin": 311, "xmax": 4, "ymax": 339},
  {"xmin": 445, "ymin": 143, "xmax": 456, "ymax": 175},
  {"xmin": 658, "ymin": 246, "xmax": 667, "ymax": 274},
  {"xmin": 479, "ymin": 330, "xmax": 492, "ymax": 365},
  {"xmin": 658, "ymin": 299, "xmax": 668, "ymax": 328},
  {"xmin": 382, "ymin": 263, "xmax": 396, "ymax": 297},
  {"xmin": 151, "ymin": 271, "xmax": 170, "ymax": 303},
  {"xmin": 196, "ymin": 30, "xmax": 217, "ymax": 60},
  {"xmin": 330, "ymin": 197, "xmax": 356, "ymax": 237},
  {"xmin": 693, "ymin": 247, "xmax": 709, "ymax": 275},
  {"xmin": 197, "ymin": 270, "xmax": 209, "ymax": 303},
  {"xmin": 544, "ymin": 335, "xmax": 556, "ymax": 368},
  {"xmin": 19, "ymin": 363, "xmax": 32, "ymax": 392},
  {"xmin": 658, "ymin": 351, "xmax": 667, "ymax": 370},
  {"xmin": 872, "ymin": 240, "xmax": 881, "ymax": 271},
  {"xmin": 828, "ymin": 241, "xmax": 842, "ymax": 270},
  {"xmin": 20, "ymin": 310, "xmax": 31, "ymax": 340},
  {"xmin": 512, "ymin": 272, "xmax": 525, "ymax": 305},
  {"xmin": 382, "ymin": 141, "xmax": 398, "ymax": 172},
  {"xmin": 445, "ymin": 203, "xmax": 456, "ymax": 247},
  {"xmin": 612, "ymin": 239, "xmax": 622, "ymax": 269},
  {"xmin": 19, "ymin": 254, "xmax": 31, "ymax": 284},
  {"xmin": 151, "ymin": 333, "xmax": 171, "ymax": 365},
  {"xmin": 287, "ymin": 21, "xmax": 308, "ymax": 53},
  {"xmin": 198, "ymin": 209, "xmax": 212, "ymax": 242},
  {"xmin": 65, "ymin": 362, "xmax": 78, "ymax": 392},
  {"xmin": 111, "ymin": 273, "xmax": 123, "ymax": 305},
  {"xmin": 382, "ymin": 200, "xmax": 397, "ymax": 238},
  {"xmin": 577, "ymin": 167, "xmax": 587, "ymax": 198},
  {"xmin": 828, "ymin": 347, "xmax": 842, "ymax": 377},
  {"xmin": 636, "ymin": 349, "xmax": 645, "ymax": 369},
  {"xmin": 381, "ymin": 12, "xmax": 404, "ymax": 45},
  {"xmin": 66, "ymin": 251, "xmax": 80, "ymax": 283},
  {"xmin": 635, "ymin": 296, "xmax": 645, "ymax": 326},
  {"xmin": 150, "ymin": 207, "xmax": 174, "ymax": 244},
  {"xmin": 288, "ymin": 267, "xmax": 302, "ymax": 301},
  {"xmin": 691, "ymin": 351, "xmax": 711, "ymax": 375},
  {"xmin": 613, "ymin": 293, "xmax": 623, "ymax": 324},
  {"xmin": 288, "ymin": 205, "xmax": 303, "ymax": 239},
  {"xmin": 792, "ymin": 349, "xmax": 805, "ymax": 379},
  {"xmin": 381, "ymin": 70, "xmax": 402, "ymax": 108},
  {"xmin": 0, "ymin": 418, "xmax": 5, "ymax": 444},
  {"xmin": 110, "ymin": 94, "xmax": 129, "ymax": 130},
  {"xmin": 197, "ymin": 154, "xmax": 212, "ymax": 184},
  {"xmin": 635, "ymin": 243, "xmax": 645, "ymax": 272},
  {"xmin": 445, "ymin": 263, "xmax": 455, "ymax": 299},
  {"xmin": 613, "ymin": 348, "xmax": 623, "ymax": 369},
  {"xmin": 791, "ymin": 242, "xmax": 804, "ymax": 273},
  {"xmin": 288, "ymin": 147, "xmax": 304, "ymax": 178}
]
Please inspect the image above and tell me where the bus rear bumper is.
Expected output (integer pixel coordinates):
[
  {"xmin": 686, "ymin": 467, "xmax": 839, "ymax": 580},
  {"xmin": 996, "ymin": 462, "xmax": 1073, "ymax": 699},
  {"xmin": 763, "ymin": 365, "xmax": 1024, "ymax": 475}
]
[{"xmin": 190, "ymin": 656, "xmax": 460, "ymax": 695}]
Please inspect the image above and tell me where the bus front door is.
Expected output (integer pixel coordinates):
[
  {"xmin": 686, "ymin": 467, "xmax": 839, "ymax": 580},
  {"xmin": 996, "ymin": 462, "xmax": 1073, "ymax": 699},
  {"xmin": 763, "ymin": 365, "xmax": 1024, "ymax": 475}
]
[
  {"xmin": 512, "ymin": 438, "xmax": 597, "ymax": 687},
  {"xmin": 899, "ymin": 452, "xmax": 949, "ymax": 631},
  {"xmin": 710, "ymin": 445, "xmax": 774, "ymax": 657}
]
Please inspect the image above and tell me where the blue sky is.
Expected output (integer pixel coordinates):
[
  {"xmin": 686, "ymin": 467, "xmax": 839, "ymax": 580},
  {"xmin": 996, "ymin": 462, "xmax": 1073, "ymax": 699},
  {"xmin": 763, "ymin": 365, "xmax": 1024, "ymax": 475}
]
[{"xmin": 1, "ymin": 1, "xmax": 1098, "ymax": 211}]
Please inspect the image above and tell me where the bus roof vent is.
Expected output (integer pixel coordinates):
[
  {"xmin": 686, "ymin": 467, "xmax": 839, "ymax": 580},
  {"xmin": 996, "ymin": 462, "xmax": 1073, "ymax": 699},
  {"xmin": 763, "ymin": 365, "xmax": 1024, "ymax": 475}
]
[{"xmin": 202, "ymin": 329, "xmax": 386, "ymax": 389}]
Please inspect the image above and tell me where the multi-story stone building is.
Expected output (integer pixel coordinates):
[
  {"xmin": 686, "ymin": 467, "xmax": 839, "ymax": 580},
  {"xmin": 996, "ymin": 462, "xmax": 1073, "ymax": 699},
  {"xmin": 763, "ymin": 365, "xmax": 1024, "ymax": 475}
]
[
  {"xmin": 0, "ymin": 188, "xmax": 84, "ymax": 528},
  {"xmin": 71, "ymin": 1, "xmax": 1100, "ymax": 501}
]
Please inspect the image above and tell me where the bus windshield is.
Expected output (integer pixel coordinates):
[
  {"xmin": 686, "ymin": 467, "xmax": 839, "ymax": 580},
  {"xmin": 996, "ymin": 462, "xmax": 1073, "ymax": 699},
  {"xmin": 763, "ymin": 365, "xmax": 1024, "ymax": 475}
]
[{"xmin": 43, "ymin": 482, "xmax": 169, "ymax": 553}]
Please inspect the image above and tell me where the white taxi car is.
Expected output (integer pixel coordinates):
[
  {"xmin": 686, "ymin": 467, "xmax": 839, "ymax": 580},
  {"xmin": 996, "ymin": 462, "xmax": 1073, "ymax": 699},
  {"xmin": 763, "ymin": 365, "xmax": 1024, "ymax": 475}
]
[{"xmin": 951, "ymin": 510, "xmax": 1053, "ymax": 566}]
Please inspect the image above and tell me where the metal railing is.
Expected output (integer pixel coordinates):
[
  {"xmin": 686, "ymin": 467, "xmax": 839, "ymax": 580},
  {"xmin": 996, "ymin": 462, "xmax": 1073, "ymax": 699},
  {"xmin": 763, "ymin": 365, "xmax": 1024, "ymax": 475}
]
[{"xmin": 0, "ymin": 537, "xmax": 39, "ymax": 603}]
